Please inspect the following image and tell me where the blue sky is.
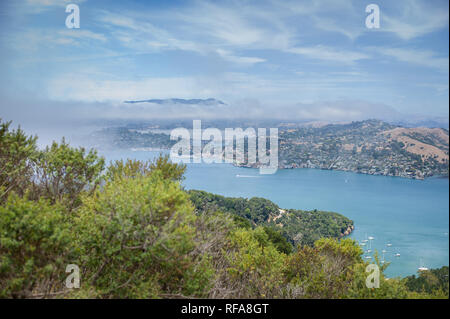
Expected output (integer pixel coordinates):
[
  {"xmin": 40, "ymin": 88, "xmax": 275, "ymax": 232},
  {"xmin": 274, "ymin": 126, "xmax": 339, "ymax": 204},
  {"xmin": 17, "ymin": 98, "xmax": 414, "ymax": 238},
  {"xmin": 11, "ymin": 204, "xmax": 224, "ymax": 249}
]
[{"xmin": 0, "ymin": 0, "xmax": 448, "ymax": 123}]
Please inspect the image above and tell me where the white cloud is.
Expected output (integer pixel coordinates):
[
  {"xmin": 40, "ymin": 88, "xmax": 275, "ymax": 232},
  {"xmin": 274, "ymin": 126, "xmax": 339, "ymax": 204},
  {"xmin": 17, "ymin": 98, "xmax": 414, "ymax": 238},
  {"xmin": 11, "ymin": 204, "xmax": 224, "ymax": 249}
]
[
  {"xmin": 278, "ymin": 0, "xmax": 448, "ymax": 41},
  {"xmin": 172, "ymin": 1, "xmax": 293, "ymax": 49},
  {"xmin": 374, "ymin": 48, "xmax": 449, "ymax": 71},
  {"xmin": 97, "ymin": 8, "xmax": 270, "ymax": 64},
  {"xmin": 215, "ymin": 49, "xmax": 265, "ymax": 65},
  {"xmin": 24, "ymin": 0, "xmax": 86, "ymax": 13},
  {"xmin": 58, "ymin": 30, "xmax": 107, "ymax": 43},
  {"xmin": 382, "ymin": 0, "xmax": 449, "ymax": 40},
  {"xmin": 46, "ymin": 75, "xmax": 208, "ymax": 102},
  {"xmin": 286, "ymin": 46, "xmax": 369, "ymax": 64},
  {"xmin": 98, "ymin": 11, "xmax": 205, "ymax": 54},
  {"xmin": 26, "ymin": 0, "xmax": 83, "ymax": 6}
]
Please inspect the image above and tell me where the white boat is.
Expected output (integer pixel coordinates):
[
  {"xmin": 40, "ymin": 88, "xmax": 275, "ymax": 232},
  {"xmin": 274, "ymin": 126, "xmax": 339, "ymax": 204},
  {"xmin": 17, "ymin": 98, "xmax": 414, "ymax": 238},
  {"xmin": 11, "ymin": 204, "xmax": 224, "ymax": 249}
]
[
  {"xmin": 364, "ymin": 256, "xmax": 372, "ymax": 259},
  {"xmin": 386, "ymin": 243, "xmax": 392, "ymax": 247},
  {"xmin": 366, "ymin": 237, "xmax": 373, "ymax": 253},
  {"xmin": 368, "ymin": 236, "xmax": 375, "ymax": 240},
  {"xmin": 362, "ymin": 233, "xmax": 368, "ymax": 243},
  {"xmin": 418, "ymin": 259, "xmax": 429, "ymax": 271},
  {"xmin": 395, "ymin": 253, "xmax": 400, "ymax": 257}
]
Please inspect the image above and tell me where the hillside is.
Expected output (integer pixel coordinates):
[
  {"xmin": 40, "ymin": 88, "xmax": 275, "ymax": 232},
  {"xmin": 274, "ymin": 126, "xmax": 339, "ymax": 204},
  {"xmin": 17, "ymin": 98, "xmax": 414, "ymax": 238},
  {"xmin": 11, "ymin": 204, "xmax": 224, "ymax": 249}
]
[
  {"xmin": 276, "ymin": 120, "xmax": 449, "ymax": 179},
  {"xmin": 188, "ymin": 189, "xmax": 354, "ymax": 246}
]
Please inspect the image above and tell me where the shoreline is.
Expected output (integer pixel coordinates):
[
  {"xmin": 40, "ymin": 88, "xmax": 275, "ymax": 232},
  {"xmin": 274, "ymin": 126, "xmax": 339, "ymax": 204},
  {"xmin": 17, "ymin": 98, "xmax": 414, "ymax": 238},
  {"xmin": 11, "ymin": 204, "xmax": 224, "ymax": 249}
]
[
  {"xmin": 340, "ymin": 225, "xmax": 355, "ymax": 238},
  {"xmin": 97, "ymin": 148, "xmax": 448, "ymax": 181},
  {"xmin": 236, "ymin": 163, "xmax": 449, "ymax": 180}
]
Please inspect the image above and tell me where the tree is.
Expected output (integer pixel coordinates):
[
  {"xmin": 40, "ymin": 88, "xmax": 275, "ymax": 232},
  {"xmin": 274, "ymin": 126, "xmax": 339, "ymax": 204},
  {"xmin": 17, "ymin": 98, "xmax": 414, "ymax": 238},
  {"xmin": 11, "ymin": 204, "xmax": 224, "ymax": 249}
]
[
  {"xmin": 33, "ymin": 138, "xmax": 105, "ymax": 209},
  {"xmin": 0, "ymin": 119, "xmax": 37, "ymax": 203}
]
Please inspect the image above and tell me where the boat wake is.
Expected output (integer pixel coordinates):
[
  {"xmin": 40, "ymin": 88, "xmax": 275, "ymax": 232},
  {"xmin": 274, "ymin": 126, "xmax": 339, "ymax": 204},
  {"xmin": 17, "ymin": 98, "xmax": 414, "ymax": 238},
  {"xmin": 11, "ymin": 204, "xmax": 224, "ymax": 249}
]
[{"xmin": 236, "ymin": 174, "xmax": 261, "ymax": 178}]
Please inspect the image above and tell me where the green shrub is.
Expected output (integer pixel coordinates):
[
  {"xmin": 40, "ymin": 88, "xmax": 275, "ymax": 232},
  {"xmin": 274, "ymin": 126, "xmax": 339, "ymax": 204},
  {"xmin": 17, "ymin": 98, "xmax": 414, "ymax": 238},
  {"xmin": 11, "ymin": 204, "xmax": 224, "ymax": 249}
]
[
  {"xmin": 71, "ymin": 166, "xmax": 212, "ymax": 298},
  {"xmin": 0, "ymin": 195, "xmax": 72, "ymax": 298}
]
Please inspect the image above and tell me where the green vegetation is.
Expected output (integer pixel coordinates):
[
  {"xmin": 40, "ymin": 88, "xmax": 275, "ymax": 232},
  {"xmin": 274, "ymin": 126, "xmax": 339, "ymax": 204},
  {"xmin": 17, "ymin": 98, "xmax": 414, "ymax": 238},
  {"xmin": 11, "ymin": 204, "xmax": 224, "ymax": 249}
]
[
  {"xmin": 188, "ymin": 190, "xmax": 280, "ymax": 225},
  {"xmin": 0, "ymin": 119, "xmax": 447, "ymax": 299},
  {"xmin": 404, "ymin": 266, "xmax": 449, "ymax": 298},
  {"xmin": 188, "ymin": 189, "xmax": 353, "ymax": 247},
  {"xmin": 274, "ymin": 209, "xmax": 353, "ymax": 247}
]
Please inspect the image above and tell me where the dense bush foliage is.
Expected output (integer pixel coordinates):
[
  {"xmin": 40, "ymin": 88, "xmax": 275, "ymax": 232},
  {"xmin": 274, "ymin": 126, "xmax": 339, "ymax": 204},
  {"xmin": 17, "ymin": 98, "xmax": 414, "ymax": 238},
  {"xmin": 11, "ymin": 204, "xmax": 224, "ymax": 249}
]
[
  {"xmin": 0, "ymin": 195, "xmax": 72, "ymax": 298},
  {"xmin": 0, "ymin": 119, "xmax": 447, "ymax": 299},
  {"xmin": 404, "ymin": 266, "xmax": 449, "ymax": 298}
]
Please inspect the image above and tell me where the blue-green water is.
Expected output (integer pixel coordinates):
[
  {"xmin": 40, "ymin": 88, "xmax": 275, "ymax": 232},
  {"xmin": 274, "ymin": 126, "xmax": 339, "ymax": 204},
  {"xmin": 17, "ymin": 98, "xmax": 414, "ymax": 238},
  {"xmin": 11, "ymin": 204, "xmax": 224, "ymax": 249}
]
[{"xmin": 102, "ymin": 150, "xmax": 449, "ymax": 278}]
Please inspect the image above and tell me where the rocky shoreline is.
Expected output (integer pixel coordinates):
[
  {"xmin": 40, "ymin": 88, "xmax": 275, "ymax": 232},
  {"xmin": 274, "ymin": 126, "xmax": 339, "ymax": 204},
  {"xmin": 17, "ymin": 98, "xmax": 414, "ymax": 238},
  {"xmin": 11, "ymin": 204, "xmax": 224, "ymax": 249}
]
[{"xmin": 340, "ymin": 224, "xmax": 355, "ymax": 238}]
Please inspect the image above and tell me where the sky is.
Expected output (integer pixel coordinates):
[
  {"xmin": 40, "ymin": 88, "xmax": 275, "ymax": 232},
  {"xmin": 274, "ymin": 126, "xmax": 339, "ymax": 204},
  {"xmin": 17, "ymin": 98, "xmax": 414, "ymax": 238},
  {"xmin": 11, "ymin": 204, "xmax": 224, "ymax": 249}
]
[{"xmin": 0, "ymin": 0, "xmax": 448, "ymax": 128}]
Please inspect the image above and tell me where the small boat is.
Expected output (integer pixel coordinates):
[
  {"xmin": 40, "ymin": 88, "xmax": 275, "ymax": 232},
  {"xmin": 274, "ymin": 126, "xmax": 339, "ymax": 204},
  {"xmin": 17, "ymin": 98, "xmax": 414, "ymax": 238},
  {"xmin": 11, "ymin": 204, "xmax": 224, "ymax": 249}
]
[
  {"xmin": 395, "ymin": 253, "xmax": 401, "ymax": 257},
  {"xmin": 366, "ymin": 237, "xmax": 373, "ymax": 253},
  {"xmin": 364, "ymin": 256, "xmax": 372, "ymax": 259},
  {"xmin": 368, "ymin": 236, "xmax": 375, "ymax": 240},
  {"xmin": 362, "ymin": 233, "xmax": 369, "ymax": 243},
  {"xmin": 418, "ymin": 259, "xmax": 428, "ymax": 271},
  {"xmin": 360, "ymin": 242, "xmax": 367, "ymax": 246},
  {"xmin": 386, "ymin": 243, "xmax": 392, "ymax": 247}
]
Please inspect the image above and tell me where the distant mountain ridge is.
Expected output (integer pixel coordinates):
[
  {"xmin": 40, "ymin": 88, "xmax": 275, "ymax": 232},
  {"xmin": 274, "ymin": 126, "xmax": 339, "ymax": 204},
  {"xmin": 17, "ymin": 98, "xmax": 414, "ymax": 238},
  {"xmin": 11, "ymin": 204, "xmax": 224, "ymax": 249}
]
[{"xmin": 123, "ymin": 98, "xmax": 226, "ymax": 105}]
